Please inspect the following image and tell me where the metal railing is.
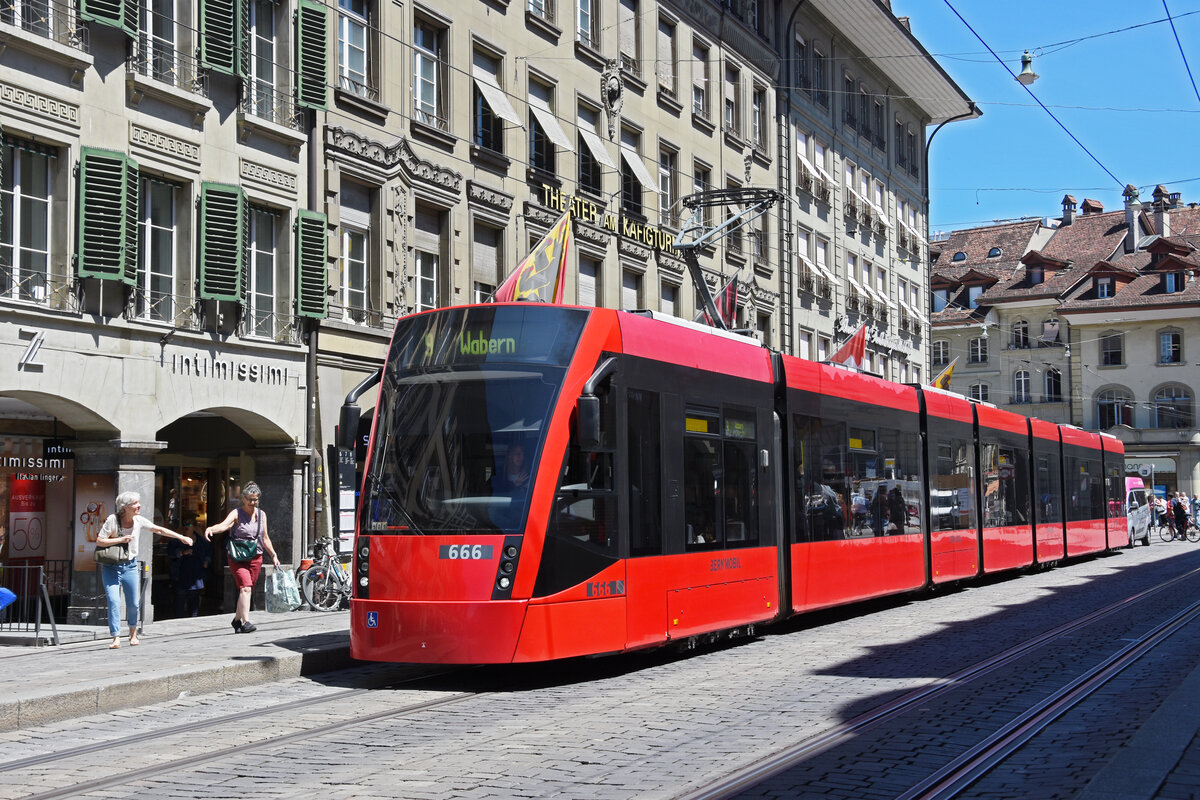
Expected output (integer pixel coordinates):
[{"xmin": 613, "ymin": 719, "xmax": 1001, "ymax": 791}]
[
  {"xmin": 0, "ymin": 561, "xmax": 68, "ymax": 646},
  {"xmin": 128, "ymin": 37, "xmax": 207, "ymax": 97},
  {"xmin": 1, "ymin": 269, "xmax": 83, "ymax": 313},
  {"xmin": 0, "ymin": 0, "xmax": 88, "ymax": 51},
  {"xmin": 241, "ymin": 80, "xmax": 303, "ymax": 132}
]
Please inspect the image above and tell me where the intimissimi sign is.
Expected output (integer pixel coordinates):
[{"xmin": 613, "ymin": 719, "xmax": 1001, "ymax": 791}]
[{"xmin": 170, "ymin": 353, "xmax": 290, "ymax": 385}]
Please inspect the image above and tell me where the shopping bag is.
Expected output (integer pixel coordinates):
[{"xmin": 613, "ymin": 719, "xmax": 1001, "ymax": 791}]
[
  {"xmin": 0, "ymin": 587, "xmax": 15, "ymax": 610},
  {"xmin": 265, "ymin": 568, "xmax": 301, "ymax": 613}
]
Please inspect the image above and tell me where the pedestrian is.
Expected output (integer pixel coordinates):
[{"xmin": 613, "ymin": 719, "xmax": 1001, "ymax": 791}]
[
  {"xmin": 204, "ymin": 482, "xmax": 281, "ymax": 633},
  {"xmin": 96, "ymin": 491, "xmax": 193, "ymax": 649},
  {"xmin": 887, "ymin": 485, "xmax": 908, "ymax": 534},
  {"xmin": 1191, "ymin": 493, "xmax": 1200, "ymax": 522},
  {"xmin": 1170, "ymin": 492, "xmax": 1190, "ymax": 539}
]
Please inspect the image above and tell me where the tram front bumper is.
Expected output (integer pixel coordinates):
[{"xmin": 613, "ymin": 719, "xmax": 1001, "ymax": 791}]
[{"xmin": 351, "ymin": 599, "xmax": 528, "ymax": 664}]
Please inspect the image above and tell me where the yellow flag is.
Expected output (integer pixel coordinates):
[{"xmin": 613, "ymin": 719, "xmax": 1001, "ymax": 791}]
[{"xmin": 931, "ymin": 358, "xmax": 957, "ymax": 390}]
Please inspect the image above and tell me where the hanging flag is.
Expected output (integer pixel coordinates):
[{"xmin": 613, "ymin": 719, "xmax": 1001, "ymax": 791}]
[
  {"xmin": 829, "ymin": 324, "xmax": 868, "ymax": 370},
  {"xmin": 493, "ymin": 212, "xmax": 573, "ymax": 303},
  {"xmin": 931, "ymin": 357, "xmax": 958, "ymax": 390},
  {"xmin": 698, "ymin": 276, "xmax": 738, "ymax": 327}
]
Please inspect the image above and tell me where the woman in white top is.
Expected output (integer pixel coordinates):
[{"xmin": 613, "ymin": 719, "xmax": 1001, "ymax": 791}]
[{"xmin": 96, "ymin": 491, "xmax": 192, "ymax": 649}]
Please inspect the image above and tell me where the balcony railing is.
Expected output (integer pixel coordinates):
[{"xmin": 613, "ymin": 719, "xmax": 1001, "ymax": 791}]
[
  {"xmin": 0, "ymin": 266, "xmax": 82, "ymax": 313},
  {"xmin": 0, "ymin": 0, "xmax": 88, "ymax": 51},
  {"xmin": 241, "ymin": 80, "xmax": 303, "ymax": 132},
  {"xmin": 129, "ymin": 37, "xmax": 206, "ymax": 96},
  {"xmin": 339, "ymin": 73, "xmax": 379, "ymax": 103}
]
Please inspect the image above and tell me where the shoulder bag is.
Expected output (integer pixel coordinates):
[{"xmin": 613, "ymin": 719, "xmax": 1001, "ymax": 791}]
[
  {"xmin": 228, "ymin": 510, "xmax": 263, "ymax": 562},
  {"xmin": 94, "ymin": 517, "xmax": 131, "ymax": 565}
]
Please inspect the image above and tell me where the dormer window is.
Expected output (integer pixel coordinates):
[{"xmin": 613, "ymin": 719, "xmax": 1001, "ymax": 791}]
[
  {"xmin": 987, "ymin": 247, "xmax": 1002, "ymax": 258},
  {"xmin": 1164, "ymin": 271, "xmax": 1186, "ymax": 293},
  {"xmin": 1096, "ymin": 276, "xmax": 1113, "ymax": 298},
  {"xmin": 932, "ymin": 287, "xmax": 950, "ymax": 312},
  {"xmin": 968, "ymin": 285, "xmax": 984, "ymax": 309},
  {"xmin": 1029, "ymin": 265, "xmax": 1044, "ymax": 286},
  {"xmin": 952, "ymin": 251, "xmax": 966, "ymax": 262}
]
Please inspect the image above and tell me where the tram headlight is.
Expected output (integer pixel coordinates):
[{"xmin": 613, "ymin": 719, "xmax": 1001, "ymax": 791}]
[
  {"xmin": 359, "ymin": 576, "xmax": 369, "ymax": 587},
  {"xmin": 359, "ymin": 546, "xmax": 369, "ymax": 559},
  {"xmin": 505, "ymin": 545, "xmax": 518, "ymax": 558},
  {"xmin": 501, "ymin": 561, "xmax": 515, "ymax": 574},
  {"xmin": 497, "ymin": 576, "xmax": 512, "ymax": 590}
]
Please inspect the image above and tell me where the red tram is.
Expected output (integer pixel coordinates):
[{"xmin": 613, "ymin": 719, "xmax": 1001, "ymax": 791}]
[{"xmin": 347, "ymin": 304, "xmax": 1127, "ymax": 664}]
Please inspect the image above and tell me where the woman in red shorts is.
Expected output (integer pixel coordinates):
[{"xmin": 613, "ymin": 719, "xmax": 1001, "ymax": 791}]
[{"xmin": 204, "ymin": 482, "xmax": 281, "ymax": 633}]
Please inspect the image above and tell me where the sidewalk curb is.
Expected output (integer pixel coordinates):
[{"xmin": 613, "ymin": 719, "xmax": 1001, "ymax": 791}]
[{"xmin": 0, "ymin": 642, "xmax": 353, "ymax": 731}]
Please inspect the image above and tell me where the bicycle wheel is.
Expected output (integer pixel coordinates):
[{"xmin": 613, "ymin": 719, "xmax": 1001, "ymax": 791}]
[
  {"xmin": 301, "ymin": 566, "xmax": 342, "ymax": 612},
  {"xmin": 1189, "ymin": 524, "xmax": 1200, "ymax": 544},
  {"xmin": 1160, "ymin": 524, "xmax": 1176, "ymax": 543}
]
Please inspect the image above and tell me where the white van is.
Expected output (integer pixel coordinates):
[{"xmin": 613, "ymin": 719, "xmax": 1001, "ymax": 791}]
[{"xmin": 1126, "ymin": 477, "xmax": 1151, "ymax": 546}]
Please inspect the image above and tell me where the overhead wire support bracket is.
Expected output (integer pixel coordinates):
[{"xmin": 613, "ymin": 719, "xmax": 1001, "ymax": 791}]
[{"xmin": 672, "ymin": 187, "xmax": 781, "ymax": 331}]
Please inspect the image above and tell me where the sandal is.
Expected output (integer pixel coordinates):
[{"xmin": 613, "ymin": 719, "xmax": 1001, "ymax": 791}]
[
  {"xmin": 108, "ymin": 641, "xmax": 121, "ymax": 649},
  {"xmin": 129, "ymin": 637, "xmax": 140, "ymax": 646}
]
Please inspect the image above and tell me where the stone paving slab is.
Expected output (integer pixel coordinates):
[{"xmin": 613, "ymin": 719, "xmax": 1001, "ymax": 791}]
[{"xmin": 0, "ymin": 610, "xmax": 351, "ymax": 731}]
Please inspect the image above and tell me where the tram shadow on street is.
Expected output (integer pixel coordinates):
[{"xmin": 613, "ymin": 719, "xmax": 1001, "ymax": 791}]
[{"xmin": 814, "ymin": 546, "xmax": 1200, "ymax": 722}]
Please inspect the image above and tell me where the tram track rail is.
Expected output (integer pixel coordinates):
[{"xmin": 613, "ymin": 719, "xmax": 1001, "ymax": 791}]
[
  {"xmin": 15, "ymin": 685, "xmax": 482, "ymax": 800},
  {"xmin": 675, "ymin": 564, "xmax": 1200, "ymax": 800}
]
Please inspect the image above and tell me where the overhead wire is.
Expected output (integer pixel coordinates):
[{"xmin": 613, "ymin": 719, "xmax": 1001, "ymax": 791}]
[{"xmin": 1162, "ymin": 0, "xmax": 1200, "ymax": 108}]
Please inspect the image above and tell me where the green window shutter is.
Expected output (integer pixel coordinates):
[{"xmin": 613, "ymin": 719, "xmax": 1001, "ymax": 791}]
[
  {"xmin": 199, "ymin": 183, "xmax": 246, "ymax": 301},
  {"xmin": 123, "ymin": 158, "xmax": 139, "ymax": 285},
  {"xmin": 78, "ymin": 148, "xmax": 137, "ymax": 284},
  {"xmin": 295, "ymin": 209, "xmax": 328, "ymax": 318},
  {"xmin": 295, "ymin": 0, "xmax": 328, "ymax": 110},
  {"xmin": 201, "ymin": 0, "xmax": 244, "ymax": 77},
  {"xmin": 81, "ymin": 0, "xmax": 136, "ymax": 37}
]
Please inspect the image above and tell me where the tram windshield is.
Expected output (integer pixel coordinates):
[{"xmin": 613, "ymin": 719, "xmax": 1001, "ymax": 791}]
[{"xmin": 363, "ymin": 306, "xmax": 588, "ymax": 535}]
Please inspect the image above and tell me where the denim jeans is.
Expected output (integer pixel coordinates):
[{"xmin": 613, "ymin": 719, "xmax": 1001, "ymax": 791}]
[{"xmin": 101, "ymin": 560, "xmax": 140, "ymax": 636}]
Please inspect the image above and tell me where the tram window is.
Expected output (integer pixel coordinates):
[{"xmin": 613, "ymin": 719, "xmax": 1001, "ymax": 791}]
[
  {"xmin": 931, "ymin": 436, "xmax": 976, "ymax": 532},
  {"xmin": 871, "ymin": 425, "xmax": 922, "ymax": 536},
  {"xmin": 981, "ymin": 440, "xmax": 1031, "ymax": 527},
  {"xmin": 1034, "ymin": 453, "xmax": 1063, "ymax": 524},
  {"xmin": 812, "ymin": 420, "xmax": 850, "ymax": 541},
  {"xmin": 791, "ymin": 414, "xmax": 816, "ymax": 544},
  {"xmin": 1065, "ymin": 454, "xmax": 1104, "ymax": 521},
  {"xmin": 684, "ymin": 436, "xmax": 721, "ymax": 547},
  {"xmin": 723, "ymin": 437, "xmax": 758, "ymax": 546},
  {"xmin": 628, "ymin": 389, "xmax": 663, "ymax": 556},
  {"xmin": 1105, "ymin": 461, "xmax": 1123, "ymax": 519}
]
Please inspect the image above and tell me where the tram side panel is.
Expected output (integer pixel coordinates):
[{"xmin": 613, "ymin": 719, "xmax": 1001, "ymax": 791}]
[
  {"xmin": 1060, "ymin": 426, "xmax": 1109, "ymax": 557},
  {"xmin": 782, "ymin": 357, "xmax": 925, "ymax": 613},
  {"xmin": 1030, "ymin": 419, "xmax": 1066, "ymax": 563},
  {"xmin": 607, "ymin": 315, "xmax": 781, "ymax": 650},
  {"xmin": 920, "ymin": 390, "xmax": 981, "ymax": 583},
  {"xmin": 1100, "ymin": 433, "xmax": 1130, "ymax": 550},
  {"xmin": 974, "ymin": 404, "xmax": 1035, "ymax": 574}
]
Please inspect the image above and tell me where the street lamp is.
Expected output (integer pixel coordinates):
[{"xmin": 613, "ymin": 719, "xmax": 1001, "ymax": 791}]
[{"xmin": 1016, "ymin": 50, "xmax": 1039, "ymax": 86}]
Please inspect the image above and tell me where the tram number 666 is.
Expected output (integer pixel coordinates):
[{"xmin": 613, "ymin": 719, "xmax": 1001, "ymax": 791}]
[{"xmin": 439, "ymin": 544, "xmax": 494, "ymax": 560}]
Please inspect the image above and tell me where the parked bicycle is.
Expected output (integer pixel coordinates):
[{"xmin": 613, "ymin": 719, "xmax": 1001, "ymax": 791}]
[{"xmin": 298, "ymin": 536, "xmax": 351, "ymax": 611}]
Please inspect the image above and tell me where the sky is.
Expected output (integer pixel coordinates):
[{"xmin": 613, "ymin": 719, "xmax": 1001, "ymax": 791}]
[{"xmin": 889, "ymin": 0, "xmax": 1200, "ymax": 238}]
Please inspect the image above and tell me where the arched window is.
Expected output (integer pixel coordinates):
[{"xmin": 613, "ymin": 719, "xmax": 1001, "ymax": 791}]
[
  {"xmin": 1011, "ymin": 320, "xmax": 1029, "ymax": 349},
  {"xmin": 1013, "ymin": 370, "xmax": 1030, "ymax": 404},
  {"xmin": 1154, "ymin": 385, "xmax": 1193, "ymax": 429},
  {"xmin": 952, "ymin": 251, "xmax": 966, "ymax": 262},
  {"xmin": 969, "ymin": 383, "xmax": 989, "ymax": 403},
  {"xmin": 932, "ymin": 339, "xmax": 950, "ymax": 367},
  {"xmin": 969, "ymin": 336, "xmax": 988, "ymax": 363},
  {"xmin": 987, "ymin": 246, "xmax": 1003, "ymax": 258},
  {"xmin": 1044, "ymin": 369, "xmax": 1062, "ymax": 402},
  {"xmin": 1095, "ymin": 388, "xmax": 1132, "ymax": 429}
]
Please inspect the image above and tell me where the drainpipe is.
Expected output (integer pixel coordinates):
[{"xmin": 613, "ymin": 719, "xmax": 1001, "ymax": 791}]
[
  {"xmin": 305, "ymin": 107, "xmax": 320, "ymax": 556},
  {"xmin": 777, "ymin": 0, "xmax": 808, "ymax": 356}
]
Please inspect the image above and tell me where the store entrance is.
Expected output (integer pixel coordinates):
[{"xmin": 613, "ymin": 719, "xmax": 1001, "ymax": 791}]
[{"xmin": 152, "ymin": 464, "xmax": 239, "ymax": 620}]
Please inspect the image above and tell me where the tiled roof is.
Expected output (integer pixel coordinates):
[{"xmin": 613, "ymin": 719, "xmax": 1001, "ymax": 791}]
[
  {"xmin": 1040, "ymin": 209, "xmax": 1131, "ymax": 266},
  {"xmin": 931, "ymin": 219, "xmax": 1045, "ymax": 268}
]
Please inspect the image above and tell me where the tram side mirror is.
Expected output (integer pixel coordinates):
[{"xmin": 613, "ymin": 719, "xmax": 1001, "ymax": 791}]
[
  {"xmin": 578, "ymin": 395, "xmax": 601, "ymax": 451},
  {"xmin": 338, "ymin": 404, "xmax": 361, "ymax": 451}
]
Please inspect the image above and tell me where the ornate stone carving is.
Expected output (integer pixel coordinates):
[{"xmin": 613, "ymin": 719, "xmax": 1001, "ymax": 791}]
[
  {"xmin": 240, "ymin": 159, "xmax": 298, "ymax": 193},
  {"xmin": 130, "ymin": 123, "xmax": 201, "ymax": 164},
  {"xmin": 521, "ymin": 201, "xmax": 558, "ymax": 228},
  {"xmin": 0, "ymin": 80, "xmax": 79, "ymax": 126},
  {"xmin": 601, "ymin": 60, "xmax": 623, "ymax": 140},
  {"xmin": 618, "ymin": 236, "xmax": 652, "ymax": 262},
  {"xmin": 325, "ymin": 126, "xmax": 462, "ymax": 193},
  {"xmin": 576, "ymin": 221, "xmax": 610, "ymax": 248},
  {"xmin": 467, "ymin": 181, "xmax": 514, "ymax": 214}
]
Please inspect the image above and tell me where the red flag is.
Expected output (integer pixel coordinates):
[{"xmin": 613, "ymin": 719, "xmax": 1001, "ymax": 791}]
[
  {"xmin": 698, "ymin": 276, "xmax": 737, "ymax": 327},
  {"xmin": 829, "ymin": 325, "xmax": 867, "ymax": 370},
  {"xmin": 493, "ymin": 212, "xmax": 572, "ymax": 303}
]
